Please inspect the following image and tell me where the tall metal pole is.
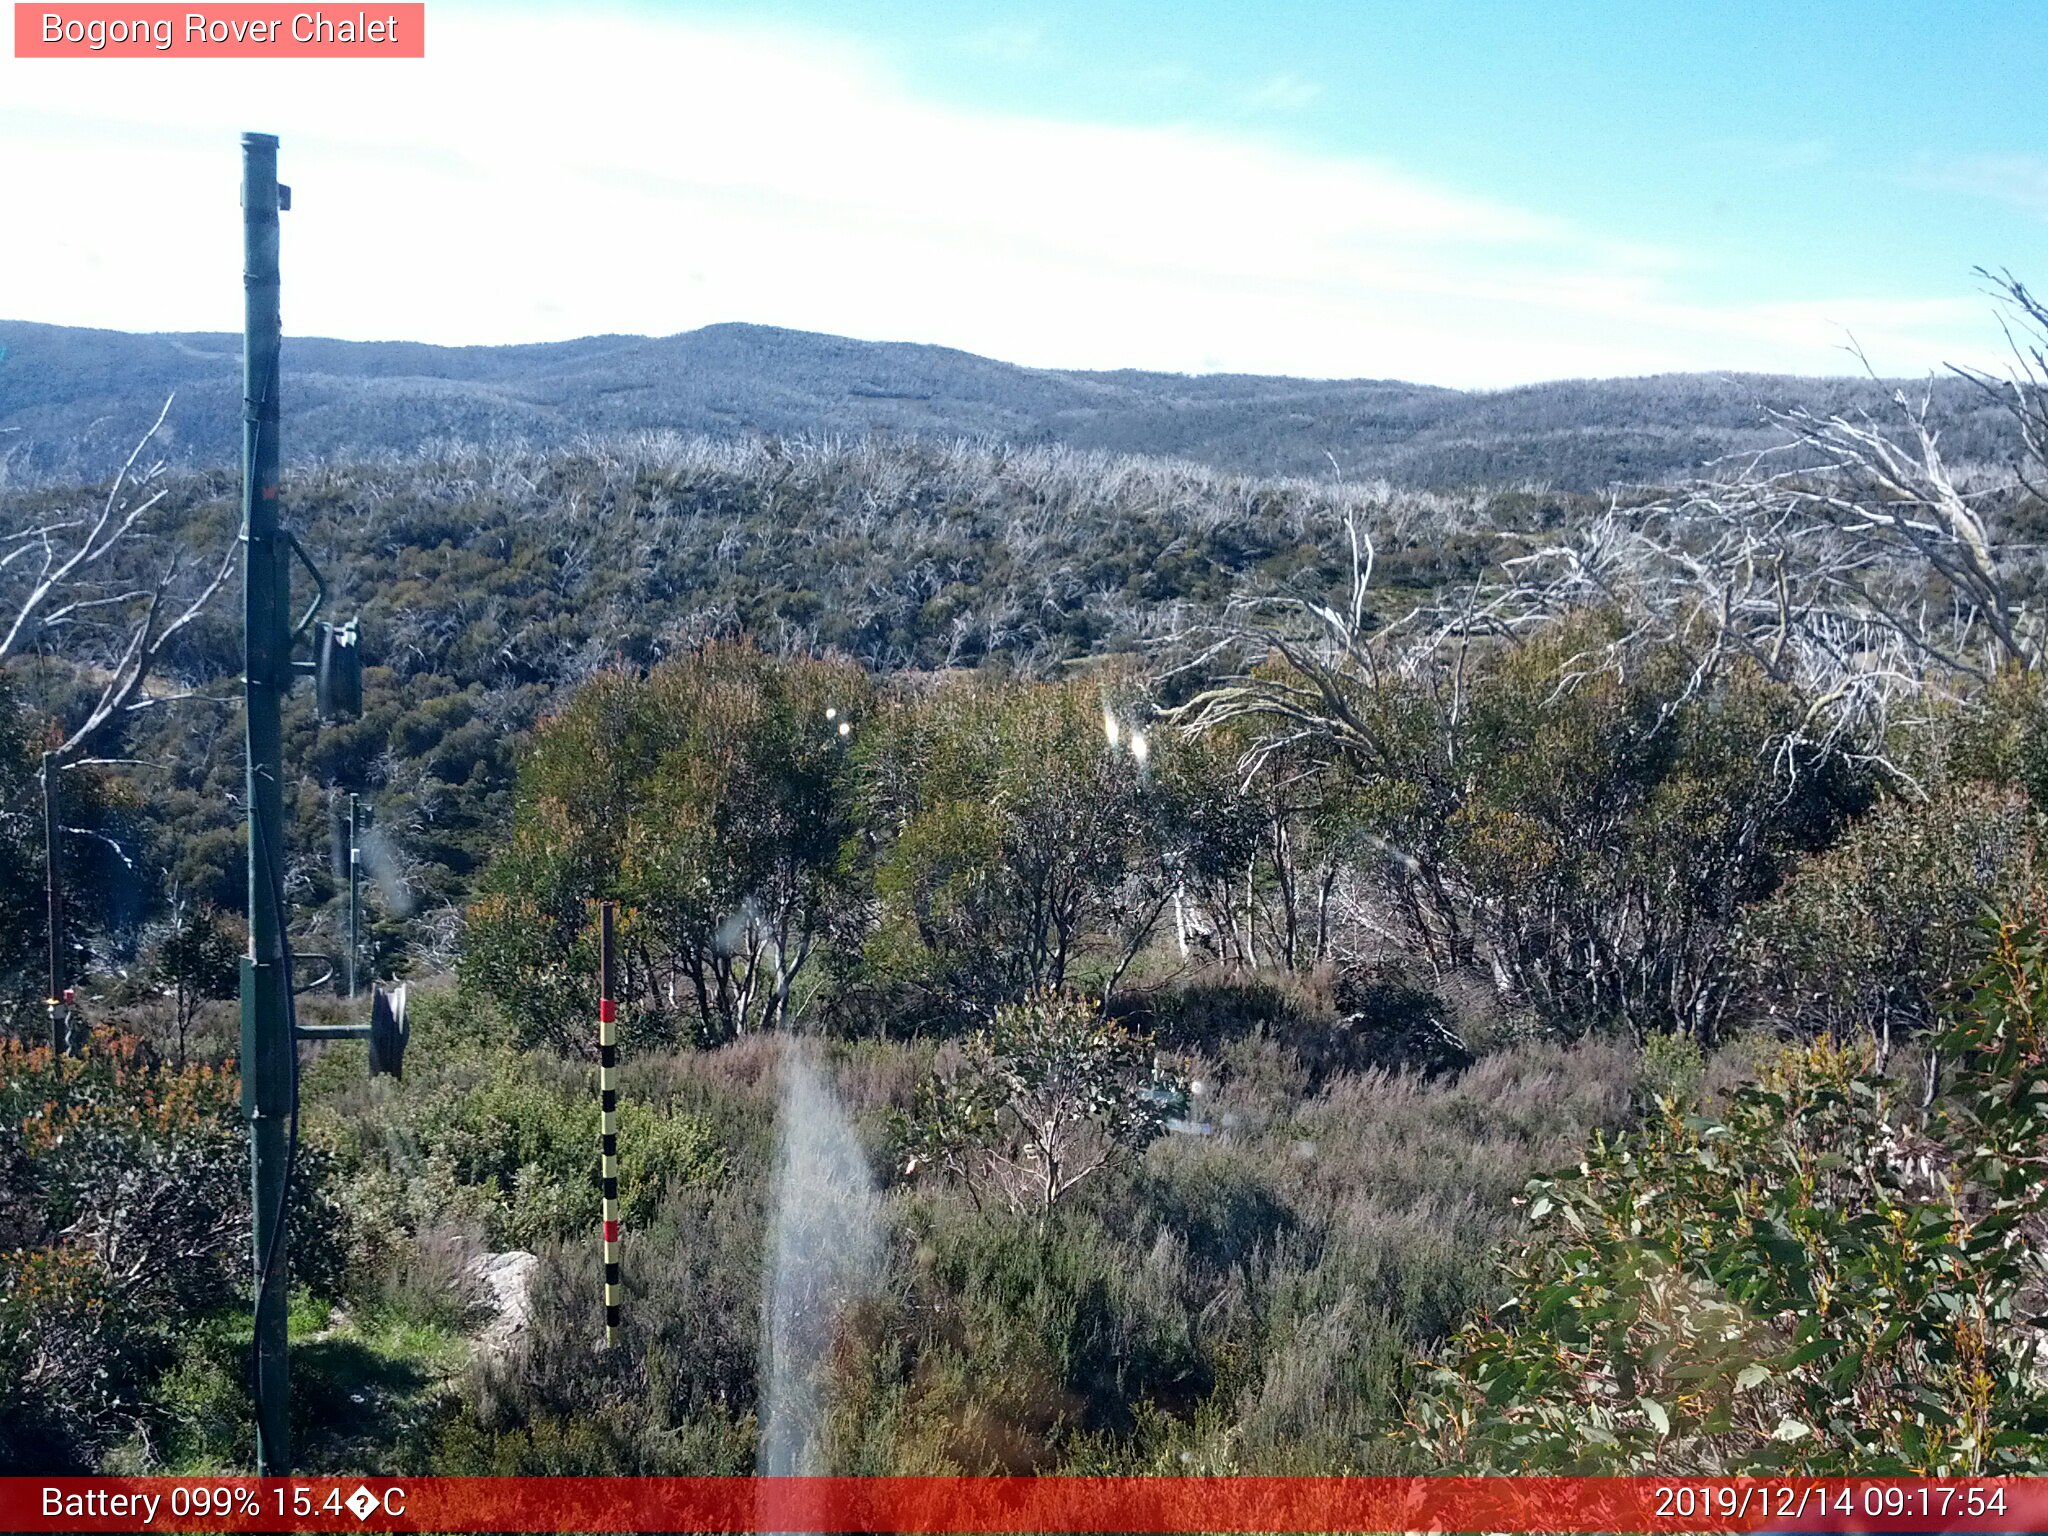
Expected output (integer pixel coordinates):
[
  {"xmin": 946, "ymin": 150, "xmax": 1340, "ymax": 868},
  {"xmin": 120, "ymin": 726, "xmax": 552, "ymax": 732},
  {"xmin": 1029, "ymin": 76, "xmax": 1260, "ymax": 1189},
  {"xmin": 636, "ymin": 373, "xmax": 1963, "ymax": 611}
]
[
  {"xmin": 347, "ymin": 793, "xmax": 360, "ymax": 999},
  {"xmin": 239, "ymin": 130, "xmax": 293, "ymax": 1477},
  {"xmin": 42, "ymin": 752, "xmax": 65, "ymax": 1055}
]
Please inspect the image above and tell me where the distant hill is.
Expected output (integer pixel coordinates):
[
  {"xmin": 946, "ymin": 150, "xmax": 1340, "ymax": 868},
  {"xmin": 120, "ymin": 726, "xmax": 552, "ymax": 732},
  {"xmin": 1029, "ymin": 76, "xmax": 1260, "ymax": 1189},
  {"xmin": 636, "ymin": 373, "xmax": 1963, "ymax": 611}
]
[{"xmin": 0, "ymin": 318, "xmax": 2014, "ymax": 491}]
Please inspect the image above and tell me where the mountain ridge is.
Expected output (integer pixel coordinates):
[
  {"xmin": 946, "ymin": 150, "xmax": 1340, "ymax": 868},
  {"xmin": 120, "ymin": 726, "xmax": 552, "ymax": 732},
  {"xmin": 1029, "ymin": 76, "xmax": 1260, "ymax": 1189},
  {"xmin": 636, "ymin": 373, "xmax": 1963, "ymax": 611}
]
[{"xmin": 0, "ymin": 317, "xmax": 2009, "ymax": 491}]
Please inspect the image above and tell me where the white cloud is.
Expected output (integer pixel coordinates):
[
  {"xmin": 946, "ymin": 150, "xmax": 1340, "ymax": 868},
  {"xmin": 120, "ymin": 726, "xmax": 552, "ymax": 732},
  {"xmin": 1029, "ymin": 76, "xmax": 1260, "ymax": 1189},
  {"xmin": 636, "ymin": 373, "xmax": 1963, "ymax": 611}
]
[
  {"xmin": 958, "ymin": 24, "xmax": 1053, "ymax": 64},
  {"xmin": 1238, "ymin": 72, "xmax": 1322, "ymax": 112},
  {"xmin": 1908, "ymin": 153, "xmax": 2048, "ymax": 221},
  {"xmin": 0, "ymin": 7, "xmax": 2011, "ymax": 386}
]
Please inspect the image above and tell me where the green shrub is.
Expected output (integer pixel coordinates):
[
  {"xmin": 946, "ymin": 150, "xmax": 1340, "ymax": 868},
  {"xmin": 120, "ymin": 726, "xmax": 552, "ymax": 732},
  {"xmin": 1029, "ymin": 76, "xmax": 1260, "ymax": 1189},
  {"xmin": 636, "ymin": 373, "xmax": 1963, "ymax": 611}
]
[
  {"xmin": 1143, "ymin": 973, "xmax": 1323, "ymax": 1058},
  {"xmin": 0, "ymin": 1244, "xmax": 141, "ymax": 1470},
  {"xmin": 1175, "ymin": 610, "xmax": 1872, "ymax": 1043},
  {"xmin": 1231, "ymin": 1292, "xmax": 1414, "ymax": 1472},
  {"xmin": 1409, "ymin": 911, "xmax": 2048, "ymax": 1474},
  {"xmin": 142, "ymin": 1314, "xmax": 252, "ymax": 1472},
  {"xmin": 312, "ymin": 1036, "xmax": 727, "ymax": 1258},
  {"xmin": 619, "ymin": 1101, "xmax": 729, "ymax": 1227},
  {"xmin": 415, "ymin": 1027, "xmax": 1640, "ymax": 1480},
  {"xmin": 1637, "ymin": 1029, "xmax": 1706, "ymax": 1109},
  {"xmin": 447, "ymin": 1182, "xmax": 767, "ymax": 1474},
  {"xmin": 897, "ymin": 992, "xmax": 1181, "ymax": 1218},
  {"xmin": 0, "ymin": 1028, "xmax": 345, "ymax": 1470},
  {"xmin": 1330, "ymin": 961, "xmax": 1472, "ymax": 1078},
  {"xmin": 912, "ymin": 1205, "xmax": 1209, "ymax": 1448},
  {"xmin": 463, "ymin": 644, "xmax": 874, "ymax": 1048},
  {"xmin": 1744, "ymin": 781, "xmax": 2037, "ymax": 1047},
  {"xmin": 859, "ymin": 674, "xmax": 1158, "ymax": 1021}
]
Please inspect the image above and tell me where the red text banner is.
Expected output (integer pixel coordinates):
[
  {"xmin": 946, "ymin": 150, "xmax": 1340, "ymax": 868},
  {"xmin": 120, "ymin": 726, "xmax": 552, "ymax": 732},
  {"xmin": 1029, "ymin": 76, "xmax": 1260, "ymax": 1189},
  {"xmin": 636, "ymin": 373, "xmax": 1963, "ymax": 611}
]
[
  {"xmin": 14, "ymin": 5, "xmax": 424, "ymax": 57},
  {"xmin": 2, "ymin": 1475, "xmax": 2044, "ymax": 1533}
]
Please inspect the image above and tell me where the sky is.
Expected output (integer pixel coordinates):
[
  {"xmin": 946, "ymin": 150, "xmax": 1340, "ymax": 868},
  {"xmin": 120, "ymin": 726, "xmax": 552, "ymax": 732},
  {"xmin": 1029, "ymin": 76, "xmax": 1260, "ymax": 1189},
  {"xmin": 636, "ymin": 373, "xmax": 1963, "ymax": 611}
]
[{"xmin": 2, "ymin": 1, "xmax": 2044, "ymax": 387}]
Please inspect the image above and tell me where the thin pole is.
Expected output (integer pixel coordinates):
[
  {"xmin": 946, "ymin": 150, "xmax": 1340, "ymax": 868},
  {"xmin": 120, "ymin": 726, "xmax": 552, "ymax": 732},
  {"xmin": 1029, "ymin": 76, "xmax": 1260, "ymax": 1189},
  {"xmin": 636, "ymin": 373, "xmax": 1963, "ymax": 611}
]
[
  {"xmin": 42, "ymin": 752, "xmax": 64, "ymax": 1055},
  {"xmin": 239, "ymin": 129, "xmax": 293, "ymax": 1477},
  {"xmin": 347, "ymin": 793, "xmax": 360, "ymax": 999},
  {"xmin": 598, "ymin": 902, "xmax": 620, "ymax": 1347}
]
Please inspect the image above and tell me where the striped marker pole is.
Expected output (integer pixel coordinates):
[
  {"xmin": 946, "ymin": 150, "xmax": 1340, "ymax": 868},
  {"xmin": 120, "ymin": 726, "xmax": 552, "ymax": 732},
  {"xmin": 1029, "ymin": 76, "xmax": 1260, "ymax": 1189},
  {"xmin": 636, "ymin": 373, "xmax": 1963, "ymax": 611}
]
[{"xmin": 598, "ymin": 901, "xmax": 621, "ymax": 1348}]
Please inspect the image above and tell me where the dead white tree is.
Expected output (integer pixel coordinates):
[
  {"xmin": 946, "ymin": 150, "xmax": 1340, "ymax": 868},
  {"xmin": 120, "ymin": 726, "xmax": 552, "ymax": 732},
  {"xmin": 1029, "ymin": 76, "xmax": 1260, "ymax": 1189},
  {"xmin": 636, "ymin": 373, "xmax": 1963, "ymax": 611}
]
[
  {"xmin": 0, "ymin": 397, "xmax": 237, "ymax": 768},
  {"xmin": 1154, "ymin": 499, "xmax": 1556, "ymax": 979},
  {"xmin": 1621, "ymin": 275, "xmax": 2048, "ymax": 693},
  {"xmin": 1953, "ymin": 268, "xmax": 2048, "ymax": 513},
  {"xmin": 1507, "ymin": 488, "xmax": 1944, "ymax": 791},
  {"xmin": 1765, "ymin": 386, "xmax": 2034, "ymax": 678},
  {"xmin": 1150, "ymin": 477, "xmax": 1943, "ymax": 1035},
  {"xmin": 1147, "ymin": 272, "xmax": 2048, "ymax": 1040},
  {"xmin": 1551, "ymin": 279, "xmax": 2048, "ymax": 787}
]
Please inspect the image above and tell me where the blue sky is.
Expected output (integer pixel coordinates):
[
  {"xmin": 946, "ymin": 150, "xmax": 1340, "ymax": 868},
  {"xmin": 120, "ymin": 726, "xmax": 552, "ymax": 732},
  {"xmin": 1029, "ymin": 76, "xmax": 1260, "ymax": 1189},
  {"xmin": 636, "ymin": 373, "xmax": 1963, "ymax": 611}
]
[
  {"xmin": 2, "ymin": 2, "xmax": 2042, "ymax": 385},
  {"xmin": 830, "ymin": 1, "xmax": 2043, "ymax": 300}
]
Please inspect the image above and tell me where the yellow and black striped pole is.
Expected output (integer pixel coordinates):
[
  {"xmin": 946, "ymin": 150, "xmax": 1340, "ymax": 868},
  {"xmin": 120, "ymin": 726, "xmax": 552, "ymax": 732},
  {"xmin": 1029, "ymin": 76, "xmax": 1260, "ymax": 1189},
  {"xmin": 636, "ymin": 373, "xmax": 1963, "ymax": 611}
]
[{"xmin": 598, "ymin": 901, "xmax": 621, "ymax": 1348}]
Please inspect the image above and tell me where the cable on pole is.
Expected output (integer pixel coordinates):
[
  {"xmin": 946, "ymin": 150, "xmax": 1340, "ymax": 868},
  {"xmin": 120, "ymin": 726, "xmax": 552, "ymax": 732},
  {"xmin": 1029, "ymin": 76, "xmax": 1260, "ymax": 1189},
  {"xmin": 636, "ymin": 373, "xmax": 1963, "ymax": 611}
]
[{"xmin": 42, "ymin": 752, "xmax": 67, "ymax": 1056}]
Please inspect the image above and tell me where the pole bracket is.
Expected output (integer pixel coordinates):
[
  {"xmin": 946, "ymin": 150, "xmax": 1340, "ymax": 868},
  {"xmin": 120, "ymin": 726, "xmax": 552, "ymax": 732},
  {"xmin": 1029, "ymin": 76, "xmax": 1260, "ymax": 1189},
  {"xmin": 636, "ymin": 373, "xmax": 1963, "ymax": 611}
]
[
  {"xmin": 294, "ymin": 1022, "xmax": 370, "ymax": 1041},
  {"xmin": 284, "ymin": 529, "xmax": 326, "ymax": 637}
]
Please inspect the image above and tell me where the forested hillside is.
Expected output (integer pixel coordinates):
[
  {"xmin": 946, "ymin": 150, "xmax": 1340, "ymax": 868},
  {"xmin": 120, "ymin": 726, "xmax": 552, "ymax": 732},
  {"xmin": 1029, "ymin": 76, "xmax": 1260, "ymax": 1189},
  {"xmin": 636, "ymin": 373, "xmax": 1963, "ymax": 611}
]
[
  {"xmin": 0, "ymin": 434, "xmax": 1628, "ymax": 960},
  {"xmin": 0, "ymin": 317, "xmax": 2017, "ymax": 491}
]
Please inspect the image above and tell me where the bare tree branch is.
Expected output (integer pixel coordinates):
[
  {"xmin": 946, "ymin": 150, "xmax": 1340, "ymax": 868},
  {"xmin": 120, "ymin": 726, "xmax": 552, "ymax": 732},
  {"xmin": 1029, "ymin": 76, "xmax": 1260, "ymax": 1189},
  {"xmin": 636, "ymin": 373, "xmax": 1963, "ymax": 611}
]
[{"xmin": 0, "ymin": 395, "xmax": 238, "ymax": 767}]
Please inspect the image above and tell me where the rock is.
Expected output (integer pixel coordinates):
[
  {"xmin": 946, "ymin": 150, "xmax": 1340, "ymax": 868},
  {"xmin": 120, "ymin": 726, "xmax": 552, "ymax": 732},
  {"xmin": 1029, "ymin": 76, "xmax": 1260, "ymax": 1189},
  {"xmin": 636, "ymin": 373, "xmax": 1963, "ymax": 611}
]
[{"xmin": 465, "ymin": 1249, "xmax": 538, "ymax": 1357}]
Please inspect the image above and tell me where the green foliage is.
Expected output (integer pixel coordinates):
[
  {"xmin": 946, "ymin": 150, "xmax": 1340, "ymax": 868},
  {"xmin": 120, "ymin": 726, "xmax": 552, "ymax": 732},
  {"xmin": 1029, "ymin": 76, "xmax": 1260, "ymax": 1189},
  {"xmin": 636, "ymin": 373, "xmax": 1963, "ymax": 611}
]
[
  {"xmin": 907, "ymin": 1205, "xmax": 1212, "ymax": 1452},
  {"xmin": 860, "ymin": 674, "xmax": 1159, "ymax": 1020},
  {"xmin": 1744, "ymin": 781, "xmax": 2037, "ymax": 1044},
  {"xmin": 0, "ymin": 966, "xmax": 1633, "ymax": 1476},
  {"xmin": 136, "ymin": 1294, "xmax": 474, "ymax": 1475},
  {"xmin": 308, "ymin": 1020, "xmax": 728, "ymax": 1257},
  {"xmin": 1331, "ymin": 962, "xmax": 1475, "ymax": 1078},
  {"xmin": 1927, "ymin": 666, "xmax": 2048, "ymax": 809},
  {"xmin": 0, "ymin": 1028, "xmax": 345, "ymax": 1471},
  {"xmin": 1409, "ymin": 913, "xmax": 2048, "ymax": 1474},
  {"xmin": 437, "ymin": 1023, "xmax": 1632, "ymax": 1477},
  {"xmin": 0, "ymin": 683, "xmax": 49, "ymax": 1012},
  {"xmin": 1463, "ymin": 632, "xmax": 1869, "ymax": 1039},
  {"xmin": 1202, "ymin": 611, "xmax": 1871, "ymax": 1042},
  {"xmin": 18, "ymin": 416, "xmax": 2048, "ymax": 1481},
  {"xmin": 20, "ymin": 435, "xmax": 1512, "ymax": 976},
  {"xmin": 618, "ymin": 1100, "xmax": 729, "ymax": 1228},
  {"xmin": 1142, "ymin": 718, "xmax": 1381, "ymax": 976},
  {"xmin": 898, "ymin": 991, "xmax": 1184, "ymax": 1218},
  {"xmin": 443, "ymin": 1177, "xmax": 767, "ymax": 1475},
  {"xmin": 464, "ymin": 642, "xmax": 873, "ymax": 1047},
  {"xmin": 469, "ymin": 652, "xmax": 1203, "ymax": 1047},
  {"xmin": 1127, "ymin": 720, "xmax": 1254, "ymax": 944},
  {"xmin": 143, "ymin": 1313, "xmax": 253, "ymax": 1472},
  {"xmin": 0, "ymin": 672, "xmax": 139, "ymax": 1020},
  {"xmin": 1637, "ymin": 1030, "xmax": 1707, "ymax": 1110},
  {"xmin": 143, "ymin": 899, "xmax": 242, "ymax": 1068}
]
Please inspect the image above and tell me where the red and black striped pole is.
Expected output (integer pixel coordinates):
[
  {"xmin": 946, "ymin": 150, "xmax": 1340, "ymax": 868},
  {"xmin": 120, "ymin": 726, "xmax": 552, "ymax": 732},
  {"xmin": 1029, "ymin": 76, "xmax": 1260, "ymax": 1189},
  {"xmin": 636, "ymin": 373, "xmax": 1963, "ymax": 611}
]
[{"xmin": 598, "ymin": 901, "xmax": 621, "ymax": 1348}]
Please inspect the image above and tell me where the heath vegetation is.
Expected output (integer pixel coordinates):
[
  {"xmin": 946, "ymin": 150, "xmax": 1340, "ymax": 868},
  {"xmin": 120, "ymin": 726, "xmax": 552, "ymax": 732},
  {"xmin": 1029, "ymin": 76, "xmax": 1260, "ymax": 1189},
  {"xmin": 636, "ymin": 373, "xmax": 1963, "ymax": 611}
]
[{"xmin": 7, "ymin": 275, "xmax": 2048, "ymax": 1475}]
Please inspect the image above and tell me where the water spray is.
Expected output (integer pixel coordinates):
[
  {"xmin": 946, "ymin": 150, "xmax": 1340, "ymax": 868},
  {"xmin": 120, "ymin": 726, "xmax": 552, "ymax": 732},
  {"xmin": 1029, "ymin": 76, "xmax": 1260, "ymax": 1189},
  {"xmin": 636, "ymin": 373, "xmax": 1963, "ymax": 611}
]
[{"xmin": 759, "ymin": 1041, "xmax": 883, "ymax": 1480}]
